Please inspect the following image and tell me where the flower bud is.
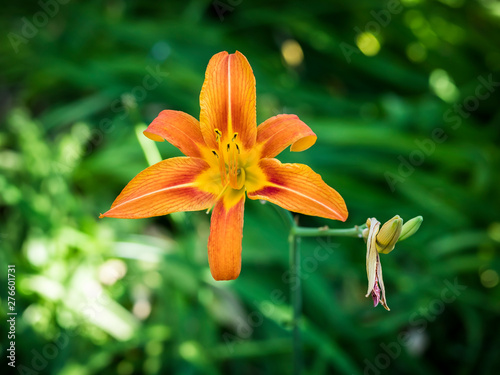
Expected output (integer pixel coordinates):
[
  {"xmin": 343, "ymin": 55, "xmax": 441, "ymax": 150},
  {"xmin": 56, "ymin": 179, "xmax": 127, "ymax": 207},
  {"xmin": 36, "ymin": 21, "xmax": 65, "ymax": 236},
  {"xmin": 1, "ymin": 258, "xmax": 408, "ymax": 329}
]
[
  {"xmin": 398, "ymin": 216, "xmax": 423, "ymax": 242},
  {"xmin": 376, "ymin": 215, "xmax": 403, "ymax": 254}
]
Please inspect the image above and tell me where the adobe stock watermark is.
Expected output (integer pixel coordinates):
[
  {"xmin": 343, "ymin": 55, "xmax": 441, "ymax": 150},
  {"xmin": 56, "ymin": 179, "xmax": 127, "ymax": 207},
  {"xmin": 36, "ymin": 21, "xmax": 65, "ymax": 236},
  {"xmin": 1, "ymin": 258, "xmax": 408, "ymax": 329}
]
[
  {"xmin": 55, "ymin": 64, "xmax": 167, "ymax": 173},
  {"xmin": 223, "ymin": 237, "xmax": 339, "ymax": 353},
  {"xmin": 8, "ymin": 0, "xmax": 71, "ymax": 54},
  {"xmin": 13, "ymin": 290, "xmax": 109, "ymax": 374},
  {"xmin": 212, "ymin": 0, "xmax": 243, "ymax": 22},
  {"xmin": 340, "ymin": 0, "xmax": 403, "ymax": 63},
  {"xmin": 14, "ymin": 313, "xmax": 114, "ymax": 375},
  {"xmin": 15, "ymin": 331, "xmax": 73, "ymax": 375},
  {"xmin": 15, "ymin": 271, "xmax": 138, "ymax": 374},
  {"xmin": 363, "ymin": 278, "xmax": 467, "ymax": 375},
  {"xmin": 385, "ymin": 74, "xmax": 499, "ymax": 192}
]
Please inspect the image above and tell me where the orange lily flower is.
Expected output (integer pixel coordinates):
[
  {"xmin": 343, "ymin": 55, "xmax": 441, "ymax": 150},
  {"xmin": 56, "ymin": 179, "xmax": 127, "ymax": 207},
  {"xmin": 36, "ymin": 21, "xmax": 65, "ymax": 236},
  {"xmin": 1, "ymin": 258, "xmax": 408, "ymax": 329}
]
[{"xmin": 100, "ymin": 51, "xmax": 348, "ymax": 280}]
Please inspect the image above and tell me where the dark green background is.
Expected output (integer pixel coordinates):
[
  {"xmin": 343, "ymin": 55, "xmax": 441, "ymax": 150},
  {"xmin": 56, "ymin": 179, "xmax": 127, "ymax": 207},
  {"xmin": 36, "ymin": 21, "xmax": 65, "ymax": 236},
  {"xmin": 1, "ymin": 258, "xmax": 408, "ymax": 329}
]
[{"xmin": 1, "ymin": 0, "xmax": 500, "ymax": 374}]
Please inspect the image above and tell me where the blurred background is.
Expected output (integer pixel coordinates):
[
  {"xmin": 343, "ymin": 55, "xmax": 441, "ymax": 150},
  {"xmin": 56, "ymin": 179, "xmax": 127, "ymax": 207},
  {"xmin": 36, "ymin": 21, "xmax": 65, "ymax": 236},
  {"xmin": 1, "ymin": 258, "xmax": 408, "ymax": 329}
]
[{"xmin": 1, "ymin": 0, "xmax": 500, "ymax": 374}]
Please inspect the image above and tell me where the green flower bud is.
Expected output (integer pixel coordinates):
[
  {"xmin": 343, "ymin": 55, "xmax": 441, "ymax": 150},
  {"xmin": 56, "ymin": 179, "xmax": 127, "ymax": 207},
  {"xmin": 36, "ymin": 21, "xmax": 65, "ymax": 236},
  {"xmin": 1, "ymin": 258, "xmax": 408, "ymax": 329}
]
[
  {"xmin": 376, "ymin": 215, "xmax": 403, "ymax": 254},
  {"xmin": 398, "ymin": 216, "xmax": 423, "ymax": 242}
]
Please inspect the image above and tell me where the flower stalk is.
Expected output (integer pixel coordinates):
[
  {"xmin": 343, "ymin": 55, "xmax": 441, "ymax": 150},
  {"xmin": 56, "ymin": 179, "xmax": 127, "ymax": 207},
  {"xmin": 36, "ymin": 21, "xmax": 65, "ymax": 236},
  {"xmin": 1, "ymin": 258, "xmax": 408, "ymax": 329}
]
[
  {"xmin": 289, "ymin": 232, "xmax": 302, "ymax": 375},
  {"xmin": 275, "ymin": 205, "xmax": 369, "ymax": 375},
  {"xmin": 275, "ymin": 207, "xmax": 423, "ymax": 374}
]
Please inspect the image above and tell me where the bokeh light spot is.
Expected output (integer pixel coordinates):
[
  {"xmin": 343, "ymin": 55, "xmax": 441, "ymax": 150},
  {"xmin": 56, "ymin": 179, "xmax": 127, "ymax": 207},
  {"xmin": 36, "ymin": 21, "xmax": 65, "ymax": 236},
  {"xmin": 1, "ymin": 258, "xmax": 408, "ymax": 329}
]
[
  {"xmin": 281, "ymin": 39, "xmax": 304, "ymax": 67},
  {"xmin": 405, "ymin": 10, "xmax": 425, "ymax": 29},
  {"xmin": 429, "ymin": 69, "xmax": 459, "ymax": 102},
  {"xmin": 480, "ymin": 269, "xmax": 499, "ymax": 288},
  {"xmin": 151, "ymin": 41, "xmax": 171, "ymax": 61},
  {"xmin": 405, "ymin": 10, "xmax": 440, "ymax": 48},
  {"xmin": 179, "ymin": 341, "xmax": 199, "ymax": 361},
  {"xmin": 146, "ymin": 340, "xmax": 163, "ymax": 356},
  {"xmin": 133, "ymin": 299, "xmax": 152, "ymax": 320},
  {"xmin": 144, "ymin": 357, "xmax": 161, "ymax": 374},
  {"xmin": 99, "ymin": 259, "xmax": 127, "ymax": 285},
  {"xmin": 26, "ymin": 238, "xmax": 49, "ymax": 267},
  {"xmin": 487, "ymin": 222, "xmax": 500, "ymax": 242},
  {"xmin": 407, "ymin": 42, "xmax": 427, "ymax": 62},
  {"xmin": 356, "ymin": 32, "xmax": 381, "ymax": 56}
]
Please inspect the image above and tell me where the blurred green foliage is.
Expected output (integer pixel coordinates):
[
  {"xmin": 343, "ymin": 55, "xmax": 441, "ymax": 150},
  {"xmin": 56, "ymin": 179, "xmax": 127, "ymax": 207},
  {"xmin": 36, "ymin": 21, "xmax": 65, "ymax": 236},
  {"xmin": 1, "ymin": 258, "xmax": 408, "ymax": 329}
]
[{"xmin": 1, "ymin": 0, "xmax": 500, "ymax": 374}]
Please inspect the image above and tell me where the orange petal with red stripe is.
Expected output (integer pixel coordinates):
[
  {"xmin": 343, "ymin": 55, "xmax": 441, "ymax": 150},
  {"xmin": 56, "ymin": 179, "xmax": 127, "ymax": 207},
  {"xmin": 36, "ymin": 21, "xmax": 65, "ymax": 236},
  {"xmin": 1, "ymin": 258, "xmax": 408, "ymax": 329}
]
[
  {"xmin": 208, "ymin": 189, "xmax": 245, "ymax": 280},
  {"xmin": 143, "ymin": 110, "xmax": 207, "ymax": 158},
  {"xmin": 256, "ymin": 114, "xmax": 317, "ymax": 158},
  {"xmin": 199, "ymin": 51, "xmax": 256, "ymax": 150},
  {"xmin": 100, "ymin": 157, "xmax": 216, "ymax": 218},
  {"xmin": 247, "ymin": 158, "xmax": 348, "ymax": 221}
]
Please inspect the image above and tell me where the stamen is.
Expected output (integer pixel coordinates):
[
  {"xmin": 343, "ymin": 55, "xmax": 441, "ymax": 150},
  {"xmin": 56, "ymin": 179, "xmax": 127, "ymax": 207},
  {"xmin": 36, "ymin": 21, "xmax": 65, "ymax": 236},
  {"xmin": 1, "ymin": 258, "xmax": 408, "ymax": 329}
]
[
  {"xmin": 214, "ymin": 129, "xmax": 226, "ymax": 185},
  {"xmin": 214, "ymin": 129, "xmax": 222, "ymax": 139},
  {"xmin": 212, "ymin": 129, "xmax": 245, "ymax": 190}
]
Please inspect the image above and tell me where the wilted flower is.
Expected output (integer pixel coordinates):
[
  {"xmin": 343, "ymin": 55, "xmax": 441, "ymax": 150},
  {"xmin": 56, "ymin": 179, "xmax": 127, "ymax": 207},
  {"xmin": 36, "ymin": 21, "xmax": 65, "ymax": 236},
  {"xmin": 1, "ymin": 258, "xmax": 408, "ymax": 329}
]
[
  {"xmin": 365, "ymin": 217, "xmax": 390, "ymax": 310},
  {"xmin": 364, "ymin": 215, "xmax": 423, "ymax": 310}
]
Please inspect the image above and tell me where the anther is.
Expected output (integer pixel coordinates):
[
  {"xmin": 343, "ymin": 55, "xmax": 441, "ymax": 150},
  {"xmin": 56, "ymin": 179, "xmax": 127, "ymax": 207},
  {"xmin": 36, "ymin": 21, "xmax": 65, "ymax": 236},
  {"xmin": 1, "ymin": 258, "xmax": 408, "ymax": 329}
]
[{"xmin": 214, "ymin": 129, "xmax": 222, "ymax": 142}]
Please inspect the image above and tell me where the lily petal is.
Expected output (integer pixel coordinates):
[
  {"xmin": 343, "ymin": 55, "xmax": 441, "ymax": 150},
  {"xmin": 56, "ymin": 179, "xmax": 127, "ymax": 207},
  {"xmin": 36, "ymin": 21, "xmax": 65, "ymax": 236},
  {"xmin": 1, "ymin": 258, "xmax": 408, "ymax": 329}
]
[
  {"xmin": 199, "ymin": 51, "xmax": 256, "ymax": 150},
  {"xmin": 100, "ymin": 157, "xmax": 216, "ymax": 218},
  {"xmin": 208, "ymin": 189, "xmax": 245, "ymax": 280},
  {"xmin": 247, "ymin": 158, "xmax": 348, "ymax": 221},
  {"xmin": 256, "ymin": 114, "xmax": 317, "ymax": 158},
  {"xmin": 143, "ymin": 110, "xmax": 207, "ymax": 158}
]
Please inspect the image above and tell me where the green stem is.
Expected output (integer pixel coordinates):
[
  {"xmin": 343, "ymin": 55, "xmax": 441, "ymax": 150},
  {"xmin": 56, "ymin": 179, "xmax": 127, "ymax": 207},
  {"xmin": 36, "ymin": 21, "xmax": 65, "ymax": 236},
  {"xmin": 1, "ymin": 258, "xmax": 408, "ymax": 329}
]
[
  {"xmin": 290, "ymin": 232, "xmax": 302, "ymax": 375},
  {"xmin": 270, "ymin": 204, "xmax": 366, "ymax": 375},
  {"xmin": 291, "ymin": 225, "xmax": 365, "ymax": 238}
]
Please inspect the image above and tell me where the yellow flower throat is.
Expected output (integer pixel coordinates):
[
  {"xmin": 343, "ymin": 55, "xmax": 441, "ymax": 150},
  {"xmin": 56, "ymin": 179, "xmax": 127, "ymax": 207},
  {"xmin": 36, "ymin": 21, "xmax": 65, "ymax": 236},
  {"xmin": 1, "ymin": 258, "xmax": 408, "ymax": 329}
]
[{"xmin": 213, "ymin": 129, "xmax": 246, "ymax": 190}]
